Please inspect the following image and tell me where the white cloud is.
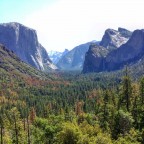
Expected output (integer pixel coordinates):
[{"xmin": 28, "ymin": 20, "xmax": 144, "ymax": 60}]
[{"xmin": 23, "ymin": 0, "xmax": 144, "ymax": 52}]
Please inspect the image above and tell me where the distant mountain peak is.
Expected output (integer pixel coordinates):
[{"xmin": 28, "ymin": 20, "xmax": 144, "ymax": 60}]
[
  {"xmin": 48, "ymin": 49, "xmax": 69, "ymax": 64},
  {"xmin": 100, "ymin": 27, "xmax": 132, "ymax": 50},
  {"xmin": 57, "ymin": 41, "xmax": 97, "ymax": 71}
]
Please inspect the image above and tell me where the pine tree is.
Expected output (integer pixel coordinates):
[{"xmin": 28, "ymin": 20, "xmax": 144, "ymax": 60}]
[
  {"xmin": 101, "ymin": 89, "xmax": 110, "ymax": 130},
  {"xmin": 0, "ymin": 112, "xmax": 4, "ymax": 144},
  {"xmin": 121, "ymin": 67, "xmax": 132, "ymax": 112},
  {"xmin": 140, "ymin": 77, "xmax": 144, "ymax": 105},
  {"xmin": 131, "ymin": 83, "xmax": 139, "ymax": 128}
]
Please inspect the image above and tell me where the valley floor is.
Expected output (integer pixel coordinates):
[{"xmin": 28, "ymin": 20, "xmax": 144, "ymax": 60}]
[{"xmin": 0, "ymin": 70, "xmax": 144, "ymax": 143}]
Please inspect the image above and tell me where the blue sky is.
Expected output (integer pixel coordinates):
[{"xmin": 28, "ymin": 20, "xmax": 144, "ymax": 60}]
[
  {"xmin": 0, "ymin": 0, "xmax": 144, "ymax": 52},
  {"xmin": 0, "ymin": 0, "xmax": 55, "ymax": 22}
]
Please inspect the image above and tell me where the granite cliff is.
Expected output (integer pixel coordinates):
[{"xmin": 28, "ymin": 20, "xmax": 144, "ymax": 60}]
[
  {"xmin": 100, "ymin": 27, "xmax": 132, "ymax": 50},
  {"xmin": 0, "ymin": 22, "xmax": 57, "ymax": 71},
  {"xmin": 83, "ymin": 29, "xmax": 144, "ymax": 73},
  {"xmin": 58, "ymin": 28, "xmax": 132, "ymax": 71}
]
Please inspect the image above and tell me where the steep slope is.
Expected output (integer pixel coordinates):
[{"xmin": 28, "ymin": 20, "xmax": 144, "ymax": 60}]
[
  {"xmin": 57, "ymin": 28, "xmax": 131, "ymax": 71},
  {"xmin": 105, "ymin": 29, "xmax": 144, "ymax": 71},
  {"xmin": 57, "ymin": 42, "xmax": 98, "ymax": 71},
  {"xmin": 83, "ymin": 44, "xmax": 109, "ymax": 73},
  {"xmin": 48, "ymin": 49, "xmax": 69, "ymax": 64},
  {"xmin": 83, "ymin": 29, "xmax": 144, "ymax": 73},
  {"xmin": 100, "ymin": 27, "xmax": 132, "ymax": 50},
  {"xmin": 0, "ymin": 43, "xmax": 48, "ymax": 78},
  {"xmin": 0, "ymin": 22, "xmax": 57, "ymax": 72}
]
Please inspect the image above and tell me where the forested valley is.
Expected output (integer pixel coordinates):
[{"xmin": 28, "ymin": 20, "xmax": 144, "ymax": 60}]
[{"xmin": 0, "ymin": 67, "xmax": 144, "ymax": 144}]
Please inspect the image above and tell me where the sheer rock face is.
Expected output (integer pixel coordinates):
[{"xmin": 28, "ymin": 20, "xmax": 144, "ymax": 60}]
[
  {"xmin": 83, "ymin": 44, "xmax": 109, "ymax": 73},
  {"xmin": 83, "ymin": 29, "xmax": 144, "ymax": 73},
  {"xmin": 105, "ymin": 29, "xmax": 144, "ymax": 71},
  {"xmin": 0, "ymin": 22, "xmax": 57, "ymax": 71},
  {"xmin": 100, "ymin": 28, "xmax": 132, "ymax": 50}
]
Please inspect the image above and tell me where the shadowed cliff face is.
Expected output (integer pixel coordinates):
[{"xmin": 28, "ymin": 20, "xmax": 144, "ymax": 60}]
[
  {"xmin": 0, "ymin": 22, "xmax": 57, "ymax": 71},
  {"xmin": 82, "ymin": 44, "xmax": 109, "ymax": 73},
  {"xmin": 83, "ymin": 29, "xmax": 144, "ymax": 73}
]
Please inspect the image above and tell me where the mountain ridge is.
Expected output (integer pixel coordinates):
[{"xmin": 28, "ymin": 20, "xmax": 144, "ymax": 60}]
[
  {"xmin": 99, "ymin": 27, "xmax": 132, "ymax": 50},
  {"xmin": 57, "ymin": 41, "xmax": 98, "ymax": 71},
  {"xmin": 57, "ymin": 28, "xmax": 132, "ymax": 71},
  {"xmin": 83, "ymin": 29, "xmax": 144, "ymax": 73},
  {"xmin": 48, "ymin": 49, "xmax": 69, "ymax": 64}
]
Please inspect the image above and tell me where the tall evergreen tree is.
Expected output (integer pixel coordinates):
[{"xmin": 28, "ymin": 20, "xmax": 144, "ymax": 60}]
[
  {"xmin": 0, "ymin": 112, "xmax": 4, "ymax": 144},
  {"xmin": 121, "ymin": 67, "xmax": 132, "ymax": 111},
  {"xmin": 140, "ymin": 77, "xmax": 144, "ymax": 105}
]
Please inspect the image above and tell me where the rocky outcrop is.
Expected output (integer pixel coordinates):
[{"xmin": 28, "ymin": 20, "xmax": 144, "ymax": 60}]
[
  {"xmin": 57, "ymin": 28, "xmax": 132, "ymax": 71},
  {"xmin": 83, "ymin": 44, "xmax": 109, "ymax": 73},
  {"xmin": 57, "ymin": 27, "xmax": 131, "ymax": 71},
  {"xmin": 83, "ymin": 29, "xmax": 144, "ymax": 73},
  {"xmin": 0, "ymin": 22, "xmax": 57, "ymax": 71},
  {"xmin": 105, "ymin": 29, "xmax": 144, "ymax": 71},
  {"xmin": 100, "ymin": 28, "xmax": 132, "ymax": 50}
]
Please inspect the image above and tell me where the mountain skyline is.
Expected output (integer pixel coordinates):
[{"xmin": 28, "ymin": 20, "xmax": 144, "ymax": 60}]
[{"xmin": 0, "ymin": 0, "xmax": 144, "ymax": 52}]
